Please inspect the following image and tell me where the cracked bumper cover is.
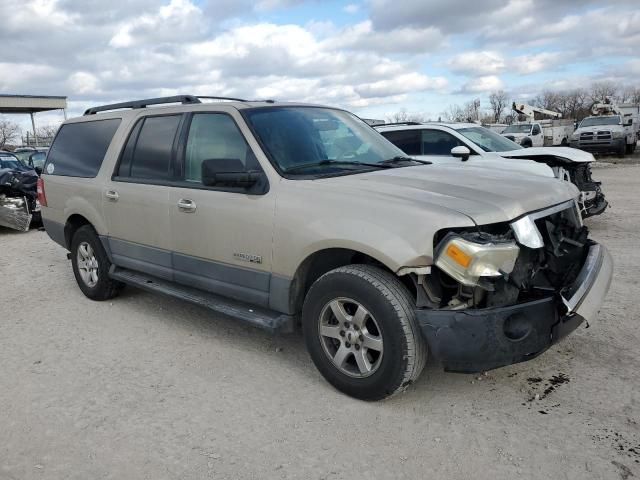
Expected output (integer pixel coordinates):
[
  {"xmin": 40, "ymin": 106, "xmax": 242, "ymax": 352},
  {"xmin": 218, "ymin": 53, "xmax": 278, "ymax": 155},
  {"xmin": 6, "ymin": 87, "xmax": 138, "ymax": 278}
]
[{"xmin": 416, "ymin": 243, "xmax": 613, "ymax": 373}]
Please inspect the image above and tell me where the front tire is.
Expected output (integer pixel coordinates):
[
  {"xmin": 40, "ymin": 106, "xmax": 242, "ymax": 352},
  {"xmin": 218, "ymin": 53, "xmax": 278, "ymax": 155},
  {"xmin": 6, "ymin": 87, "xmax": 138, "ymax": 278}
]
[
  {"xmin": 70, "ymin": 225, "xmax": 122, "ymax": 301},
  {"xmin": 302, "ymin": 265, "xmax": 427, "ymax": 401}
]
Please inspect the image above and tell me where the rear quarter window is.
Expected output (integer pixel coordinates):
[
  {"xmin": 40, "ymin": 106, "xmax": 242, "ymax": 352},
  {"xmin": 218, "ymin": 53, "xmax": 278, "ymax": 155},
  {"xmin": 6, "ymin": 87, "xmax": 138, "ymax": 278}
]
[{"xmin": 45, "ymin": 118, "xmax": 121, "ymax": 177}]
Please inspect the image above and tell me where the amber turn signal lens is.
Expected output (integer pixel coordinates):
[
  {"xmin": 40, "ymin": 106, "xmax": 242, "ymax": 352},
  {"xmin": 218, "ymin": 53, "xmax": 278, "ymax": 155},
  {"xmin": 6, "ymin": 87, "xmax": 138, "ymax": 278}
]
[{"xmin": 446, "ymin": 243, "xmax": 472, "ymax": 268}]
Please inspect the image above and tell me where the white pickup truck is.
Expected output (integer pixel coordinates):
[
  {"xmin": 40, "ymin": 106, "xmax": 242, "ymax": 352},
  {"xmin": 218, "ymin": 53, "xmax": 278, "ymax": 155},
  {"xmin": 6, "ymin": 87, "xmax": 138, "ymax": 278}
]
[
  {"xmin": 570, "ymin": 103, "xmax": 639, "ymax": 156},
  {"xmin": 502, "ymin": 120, "xmax": 574, "ymax": 148}
]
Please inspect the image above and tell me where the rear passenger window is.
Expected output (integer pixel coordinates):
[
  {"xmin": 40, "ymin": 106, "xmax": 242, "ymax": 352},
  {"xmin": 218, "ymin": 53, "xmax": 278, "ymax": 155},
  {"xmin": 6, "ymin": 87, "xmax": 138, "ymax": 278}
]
[
  {"xmin": 421, "ymin": 130, "xmax": 463, "ymax": 155},
  {"xmin": 117, "ymin": 115, "xmax": 181, "ymax": 180},
  {"xmin": 45, "ymin": 119, "xmax": 121, "ymax": 177},
  {"xmin": 380, "ymin": 130, "xmax": 421, "ymax": 155}
]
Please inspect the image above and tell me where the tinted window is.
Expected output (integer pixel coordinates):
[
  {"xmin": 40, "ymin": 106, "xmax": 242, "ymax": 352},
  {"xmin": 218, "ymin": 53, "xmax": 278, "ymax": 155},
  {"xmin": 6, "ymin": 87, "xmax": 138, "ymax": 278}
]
[
  {"xmin": 184, "ymin": 114, "xmax": 257, "ymax": 182},
  {"xmin": 421, "ymin": 130, "xmax": 463, "ymax": 155},
  {"xmin": 532, "ymin": 125, "xmax": 541, "ymax": 135},
  {"xmin": 45, "ymin": 119, "xmax": 121, "ymax": 177},
  {"xmin": 380, "ymin": 130, "xmax": 421, "ymax": 155},
  {"xmin": 119, "ymin": 115, "xmax": 181, "ymax": 180}
]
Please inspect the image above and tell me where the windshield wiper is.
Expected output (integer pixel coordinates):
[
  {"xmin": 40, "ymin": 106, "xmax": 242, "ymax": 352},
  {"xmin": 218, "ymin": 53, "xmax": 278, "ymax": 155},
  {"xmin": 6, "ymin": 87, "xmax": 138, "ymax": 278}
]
[
  {"xmin": 381, "ymin": 155, "xmax": 432, "ymax": 165},
  {"xmin": 284, "ymin": 160, "xmax": 394, "ymax": 173}
]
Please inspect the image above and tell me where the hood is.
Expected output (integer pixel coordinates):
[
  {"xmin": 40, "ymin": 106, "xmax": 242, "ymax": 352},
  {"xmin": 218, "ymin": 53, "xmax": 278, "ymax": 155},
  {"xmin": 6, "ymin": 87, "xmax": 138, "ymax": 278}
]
[
  {"xmin": 414, "ymin": 153, "xmax": 554, "ymax": 178},
  {"xmin": 499, "ymin": 147, "xmax": 595, "ymax": 163},
  {"xmin": 325, "ymin": 164, "xmax": 578, "ymax": 225}
]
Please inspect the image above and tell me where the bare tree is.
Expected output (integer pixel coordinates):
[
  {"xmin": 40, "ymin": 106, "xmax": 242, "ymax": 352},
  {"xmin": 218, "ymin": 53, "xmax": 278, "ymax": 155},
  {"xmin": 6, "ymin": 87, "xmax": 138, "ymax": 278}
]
[
  {"xmin": 0, "ymin": 120, "xmax": 20, "ymax": 149},
  {"xmin": 441, "ymin": 104, "xmax": 465, "ymax": 122},
  {"xmin": 36, "ymin": 124, "xmax": 60, "ymax": 139},
  {"xmin": 533, "ymin": 90, "xmax": 561, "ymax": 113},
  {"xmin": 489, "ymin": 90, "xmax": 509, "ymax": 122},
  {"xmin": 386, "ymin": 108, "xmax": 426, "ymax": 123},
  {"xmin": 590, "ymin": 81, "xmax": 618, "ymax": 103},
  {"xmin": 620, "ymin": 86, "xmax": 640, "ymax": 104}
]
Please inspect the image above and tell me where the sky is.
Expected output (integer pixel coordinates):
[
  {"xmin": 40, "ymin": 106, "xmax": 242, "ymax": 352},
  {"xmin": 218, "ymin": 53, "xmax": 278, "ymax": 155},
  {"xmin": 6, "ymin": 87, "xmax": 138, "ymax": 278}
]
[{"xmin": 1, "ymin": 0, "xmax": 639, "ymax": 133}]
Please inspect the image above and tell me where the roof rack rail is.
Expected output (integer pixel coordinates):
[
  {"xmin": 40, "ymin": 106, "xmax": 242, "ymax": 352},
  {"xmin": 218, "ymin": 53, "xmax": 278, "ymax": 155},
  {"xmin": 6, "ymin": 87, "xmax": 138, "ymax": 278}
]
[
  {"xmin": 83, "ymin": 95, "xmax": 202, "ymax": 115},
  {"xmin": 374, "ymin": 121, "xmax": 424, "ymax": 127},
  {"xmin": 197, "ymin": 95, "xmax": 248, "ymax": 102}
]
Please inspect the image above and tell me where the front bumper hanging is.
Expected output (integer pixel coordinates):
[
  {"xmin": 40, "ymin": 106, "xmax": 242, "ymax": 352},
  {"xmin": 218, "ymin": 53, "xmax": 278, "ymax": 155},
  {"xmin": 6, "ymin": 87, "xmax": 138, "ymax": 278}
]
[{"xmin": 416, "ymin": 243, "xmax": 613, "ymax": 373}]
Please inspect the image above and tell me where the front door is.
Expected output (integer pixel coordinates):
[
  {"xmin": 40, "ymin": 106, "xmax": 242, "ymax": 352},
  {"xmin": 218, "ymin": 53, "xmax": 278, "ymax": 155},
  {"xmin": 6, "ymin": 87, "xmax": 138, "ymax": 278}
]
[{"xmin": 168, "ymin": 112, "xmax": 276, "ymax": 307}]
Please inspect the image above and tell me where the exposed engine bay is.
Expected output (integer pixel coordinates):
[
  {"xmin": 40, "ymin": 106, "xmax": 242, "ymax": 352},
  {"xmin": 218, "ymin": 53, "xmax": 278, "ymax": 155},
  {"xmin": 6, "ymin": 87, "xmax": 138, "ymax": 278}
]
[
  {"xmin": 0, "ymin": 168, "xmax": 39, "ymax": 231},
  {"xmin": 419, "ymin": 204, "xmax": 590, "ymax": 312}
]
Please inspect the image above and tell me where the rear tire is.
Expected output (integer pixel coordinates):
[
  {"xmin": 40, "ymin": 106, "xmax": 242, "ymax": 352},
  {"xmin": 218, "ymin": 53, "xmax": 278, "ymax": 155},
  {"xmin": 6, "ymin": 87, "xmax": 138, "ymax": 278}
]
[
  {"xmin": 302, "ymin": 265, "xmax": 427, "ymax": 401},
  {"xmin": 70, "ymin": 225, "xmax": 122, "ymax": 301}
]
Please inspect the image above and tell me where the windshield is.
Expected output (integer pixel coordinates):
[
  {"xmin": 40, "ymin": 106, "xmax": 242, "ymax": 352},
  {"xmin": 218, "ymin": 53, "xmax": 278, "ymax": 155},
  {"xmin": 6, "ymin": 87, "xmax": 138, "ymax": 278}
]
[
  {"xmin": 579, "ymin": 116, "xmax": 621, "ymax": 128},
  {"xmin": 243, "ymin": 107, "xmax": 406, "ymax": 176},
  {"xmin": 457, "ymin": 126, "xmax": 523, "ymax": 152},
  {"xmin": 502, "ymin": 124, "xmax": 532, "ymax": 134},
  {"xmin": 30, "ymin": 152, "xmax": 46, "ymax": 168},
  {"xmin": 0, "ymin": 154, "xmax": 23, "ymax": 169}
]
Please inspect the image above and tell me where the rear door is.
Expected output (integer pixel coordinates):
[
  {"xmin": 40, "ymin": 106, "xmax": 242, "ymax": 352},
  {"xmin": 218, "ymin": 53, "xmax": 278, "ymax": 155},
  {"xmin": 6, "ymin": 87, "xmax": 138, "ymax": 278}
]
[
  {"xmin": 102, "ymin": 114, "xmax": 183, "ymax": 280},
  {"xmin": 168, "ymin": 111, "xmax": 276, "ymax": 307}
]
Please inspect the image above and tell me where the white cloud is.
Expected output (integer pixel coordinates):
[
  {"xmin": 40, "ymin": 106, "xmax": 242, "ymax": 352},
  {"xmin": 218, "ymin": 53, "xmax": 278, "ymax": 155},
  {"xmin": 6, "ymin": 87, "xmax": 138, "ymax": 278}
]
[
  {"xmin": 459, "ymin": 75, "xmax": 504, "ymax": 93},
  {"xmin": 344, "ymin": 3, "xmax": 359, "ymax": 14},
  {"xmin": 448, "ymin": 51, "xmax": 505, "ymax": 76},
  {"xmin": 68, "ymin": 72, "xmax": 101, "ymax": 94}
]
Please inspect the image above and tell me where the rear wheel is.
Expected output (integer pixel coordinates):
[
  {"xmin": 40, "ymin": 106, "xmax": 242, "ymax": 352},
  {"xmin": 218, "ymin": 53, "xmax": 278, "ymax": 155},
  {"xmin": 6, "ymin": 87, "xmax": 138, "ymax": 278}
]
[
  {"xmin": 302, "ymin": 265, "xmax": 427, "ymax": 401},
  {"xmin": 70, "ymin": 225, "xmax": 122, "ymax": 300}
]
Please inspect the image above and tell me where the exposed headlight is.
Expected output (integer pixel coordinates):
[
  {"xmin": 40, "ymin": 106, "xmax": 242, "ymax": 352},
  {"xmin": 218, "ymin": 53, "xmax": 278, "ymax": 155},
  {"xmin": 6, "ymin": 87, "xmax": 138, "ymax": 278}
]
[
  {"xmin": 435, "ymin": 235, "xmax": 520, "ymax": 287},
  {"xmin": 571, "ymin": 133, "xmax": 579, "ymax": 140},
  {"xmin": 612, "ymin": 131, "xmax": 624, "ymax": 139}
]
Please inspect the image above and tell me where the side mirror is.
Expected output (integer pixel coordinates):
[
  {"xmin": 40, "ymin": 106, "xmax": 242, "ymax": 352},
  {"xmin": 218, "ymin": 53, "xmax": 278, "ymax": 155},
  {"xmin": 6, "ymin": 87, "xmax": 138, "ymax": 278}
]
[
  {"xmin": 35, "ymin": 166, "xmax": 43, "ymax": 176},
  {"xmin": 451, "ymin": 146, "xmax": 471, "ymax": 161},
  {"xmin": 201, "ymin": 158, "xmax": 260, "ymax": 188}
]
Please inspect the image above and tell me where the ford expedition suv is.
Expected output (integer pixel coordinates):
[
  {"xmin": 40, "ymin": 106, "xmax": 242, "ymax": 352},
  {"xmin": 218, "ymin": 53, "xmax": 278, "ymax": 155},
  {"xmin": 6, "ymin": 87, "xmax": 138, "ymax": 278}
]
[{"xmin": 39, "ymin": 95, "xmax": 613, "ymax": 400}]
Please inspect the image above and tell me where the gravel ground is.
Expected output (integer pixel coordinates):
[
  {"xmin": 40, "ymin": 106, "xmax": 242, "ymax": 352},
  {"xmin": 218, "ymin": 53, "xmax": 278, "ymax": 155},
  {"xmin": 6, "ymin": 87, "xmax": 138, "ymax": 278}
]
[{"xmin": 1, "ymin": 164, "xmax": 639, "ymax": 480}]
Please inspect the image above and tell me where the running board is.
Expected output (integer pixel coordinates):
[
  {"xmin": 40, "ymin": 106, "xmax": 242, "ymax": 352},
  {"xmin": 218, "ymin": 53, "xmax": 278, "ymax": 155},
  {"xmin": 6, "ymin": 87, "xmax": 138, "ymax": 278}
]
[{"xmin": 109, "ymin": 266, "xmax": 294, "ymax": 334}]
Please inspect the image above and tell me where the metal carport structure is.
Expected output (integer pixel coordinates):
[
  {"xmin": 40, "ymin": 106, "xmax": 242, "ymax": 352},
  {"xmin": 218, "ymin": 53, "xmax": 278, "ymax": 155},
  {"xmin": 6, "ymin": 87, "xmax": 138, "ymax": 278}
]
[{"xmin": 0, "ymin": 94, "xmax": 67, "ymax": 146}]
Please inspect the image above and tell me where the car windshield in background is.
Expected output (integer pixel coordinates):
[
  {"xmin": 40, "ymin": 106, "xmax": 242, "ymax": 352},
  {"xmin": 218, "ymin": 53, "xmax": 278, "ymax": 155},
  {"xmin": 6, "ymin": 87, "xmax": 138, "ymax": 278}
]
[
  {"xmin": 243, "ymin": 107, "xmax": 407, "ymax": 176},
  {"xmin": 580, "ymin": 116, "xmax": 621, "ymax": 128},
  {"xmin": 457, "ymin": 127, "xmax": 523, "ymax": 152},
  {"xmin": 0, "ymin": 155, "xmax": 23, "ymax": 170},
  {"xmin": 502, "ymin": 124, "xmax": 532, "ymax": 134}
]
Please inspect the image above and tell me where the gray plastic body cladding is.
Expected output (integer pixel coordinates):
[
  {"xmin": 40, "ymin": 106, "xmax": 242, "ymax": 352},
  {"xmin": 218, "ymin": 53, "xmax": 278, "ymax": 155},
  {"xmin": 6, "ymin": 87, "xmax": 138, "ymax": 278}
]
[
  {"xmin": 42, "ymin": 218, "xmax": 66, "ymax": 248},
  {"xmin": 107, "ymin": 237, "xmax": 292, "ymax": 312}
]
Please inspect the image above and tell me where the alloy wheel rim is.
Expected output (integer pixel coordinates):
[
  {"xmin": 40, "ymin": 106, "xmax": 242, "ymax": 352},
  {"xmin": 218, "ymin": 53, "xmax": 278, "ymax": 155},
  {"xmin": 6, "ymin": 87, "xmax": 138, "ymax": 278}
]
[
  {"xmin": 77, "ymin": 241, "xmax": 99, "ymax": 288},
  {"xmin": 318, "ymin": 297, "xmax": 384, "ymax": 378}
]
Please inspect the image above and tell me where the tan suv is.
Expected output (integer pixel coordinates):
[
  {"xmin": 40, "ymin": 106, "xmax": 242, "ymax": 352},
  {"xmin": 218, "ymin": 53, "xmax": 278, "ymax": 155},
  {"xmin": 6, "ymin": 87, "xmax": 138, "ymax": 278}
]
[{"xmin": 39, "ymin": 95, "xmax": 613, "ymax": 400}]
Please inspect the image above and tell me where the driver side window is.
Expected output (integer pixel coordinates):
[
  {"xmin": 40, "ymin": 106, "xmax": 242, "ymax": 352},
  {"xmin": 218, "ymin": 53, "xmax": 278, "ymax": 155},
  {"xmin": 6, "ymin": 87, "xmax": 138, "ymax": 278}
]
[
  {"xmin": 184, "ymin": 114, "xmax": 258, "ymax": 182},
  {"xmin": 532, "ymin": 125, "xmax": 541, "ymax": 135},
  {"xmin": 421, "ymin": 130, "xmax": 463, "ymax": 155}
]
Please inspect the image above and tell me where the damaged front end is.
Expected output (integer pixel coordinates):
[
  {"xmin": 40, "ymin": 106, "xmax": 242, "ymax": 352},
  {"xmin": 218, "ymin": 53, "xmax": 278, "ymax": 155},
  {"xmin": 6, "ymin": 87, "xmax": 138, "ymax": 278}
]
[
  {"xmin": 0, "ymin": 168, "xmax": 38, "ymax": 232},
  {"xmin": 413, "ymin": 200, "xmax": 613, "ymax": 373},
  {"xmin": 503, "ymin": 152, "xmax": 608, "ymax": 218},
  {"xmin": 559, "ymin": 163, "xmax": 607, "ymax": 218}
]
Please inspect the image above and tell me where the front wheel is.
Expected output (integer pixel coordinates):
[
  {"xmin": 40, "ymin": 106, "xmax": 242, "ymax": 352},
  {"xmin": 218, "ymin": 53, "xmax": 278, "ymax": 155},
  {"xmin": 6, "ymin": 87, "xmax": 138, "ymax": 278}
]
[{"xmin": 302, "ymin": 265, "xmax": 427, "ymax": 401}]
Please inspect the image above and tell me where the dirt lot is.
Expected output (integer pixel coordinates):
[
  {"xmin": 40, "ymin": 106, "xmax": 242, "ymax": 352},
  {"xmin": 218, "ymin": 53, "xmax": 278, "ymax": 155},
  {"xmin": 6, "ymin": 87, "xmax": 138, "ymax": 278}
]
[{"xmin": 1, "ymin": 163, "xmax": 639, "ymax": 480}]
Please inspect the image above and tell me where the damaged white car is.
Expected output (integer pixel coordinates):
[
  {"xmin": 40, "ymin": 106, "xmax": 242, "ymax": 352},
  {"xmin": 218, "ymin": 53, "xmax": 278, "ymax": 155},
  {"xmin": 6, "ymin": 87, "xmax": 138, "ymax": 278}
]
[{"xmin": 375, "ymin": 122, "xmax": 608, "ymax": 218}]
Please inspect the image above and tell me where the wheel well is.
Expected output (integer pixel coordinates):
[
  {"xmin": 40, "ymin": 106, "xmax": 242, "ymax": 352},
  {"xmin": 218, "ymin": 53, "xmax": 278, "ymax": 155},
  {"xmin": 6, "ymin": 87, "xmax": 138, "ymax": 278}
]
[
  {"xmin": 289, "ymin": 248, "xmax": 415, "ymax": 314},
  {"xmin": 64, "ymin": 214, "xmax": 92, "ymax": 249}
]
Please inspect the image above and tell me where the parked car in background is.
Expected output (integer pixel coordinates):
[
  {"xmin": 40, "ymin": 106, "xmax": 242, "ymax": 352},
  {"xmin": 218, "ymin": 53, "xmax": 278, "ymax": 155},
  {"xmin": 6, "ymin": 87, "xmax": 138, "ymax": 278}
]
[
  {"xmin": 13, "ymin": 148, "xmax": 48, "ymax": 174},
  {"xmin": 39, "ymin": 95, "xmax": 612, "ymax": 400},
  {"xmin": 0, "ymin": 152, "xmax": 40, "ymax": 230},
  {"xmin": 570, "ymin": 102, "xmax": 639, "ymax": 156},
  {"xmin": 375, "ymin": 122, "xmax": 608, "ymax": 218}
]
